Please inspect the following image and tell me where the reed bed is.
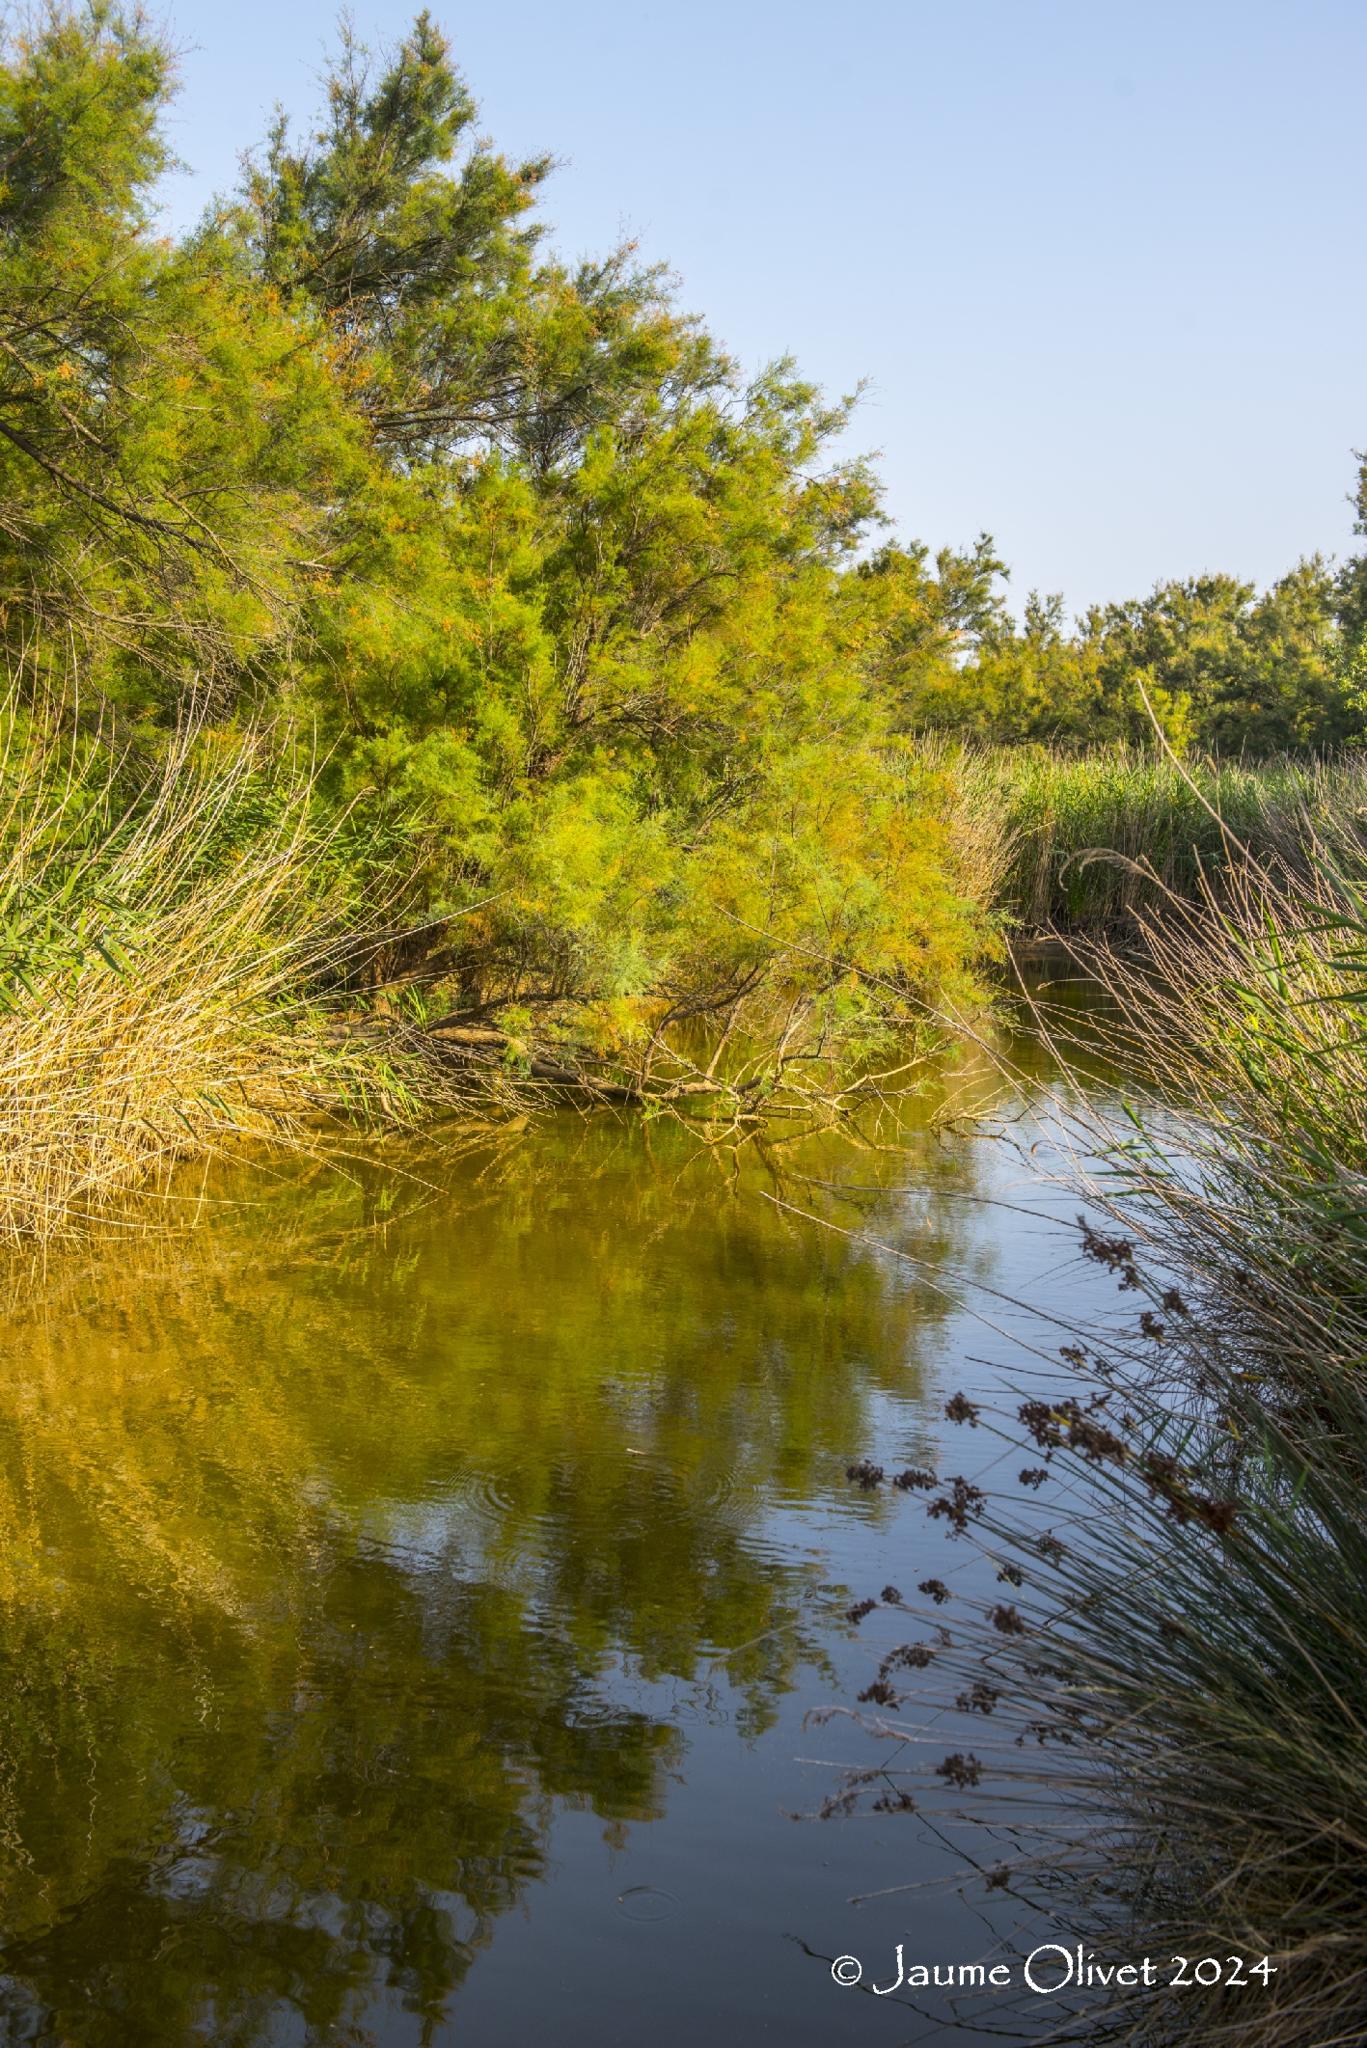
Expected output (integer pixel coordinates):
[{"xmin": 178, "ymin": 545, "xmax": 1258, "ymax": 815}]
[
  {"xmin": 834, "ymin": 835, "xmax": 1367, "ymax": 2046},
  {"xmin": 0, "ymin": 701, "xmax": 471, "ymax": 1248},
  {"xmin": 949, "ymin": 742, "xmax": 1367, "ymax": 932}
]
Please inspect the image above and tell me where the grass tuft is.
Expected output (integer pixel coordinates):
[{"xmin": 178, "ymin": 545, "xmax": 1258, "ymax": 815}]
[
  {"xmin": 836, "ymin": 816, "xmax": 1367, "ymax": 2046},
  {"xmin": 0, "ymin": 696, "xmax": 476, "ymax": 1247}
]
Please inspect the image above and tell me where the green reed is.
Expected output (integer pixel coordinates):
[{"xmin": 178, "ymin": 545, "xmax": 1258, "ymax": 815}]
[{"xmin": 949, "ymin": 742, "xmax": 1367, "ymax": 932}]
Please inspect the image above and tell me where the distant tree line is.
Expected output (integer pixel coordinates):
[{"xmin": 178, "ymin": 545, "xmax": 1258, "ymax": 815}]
[{"xmin": 858, "ymin": 535, "xmax": 1367, "ymax": 754}]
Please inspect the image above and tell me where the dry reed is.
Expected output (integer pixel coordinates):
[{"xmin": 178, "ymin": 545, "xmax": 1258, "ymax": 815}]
[
  {"xmin": 0, "ymin": 697, "xmax": 469, "ymax": 1247},
  {"xmin": 830, "ymin": 821, "xmax": 1367, "ymax": 2047}
]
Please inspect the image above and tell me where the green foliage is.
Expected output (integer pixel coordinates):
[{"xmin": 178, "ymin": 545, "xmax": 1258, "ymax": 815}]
[
  {"xmin": 0, "ymin": 6, "xmax": 362, "ymax": 708},
  {"xmin": 1016, "ymin": 856, "xmax": 1367, "ymax": 2045},
  {"xmin": 868, "ymin": 556, "xmax": 1361, "ymax": 751},
  {"xmin": 849, "ymin": 533, "xmax": 1010, "ymax": 729},
  {"xmin": 238, "ymin": 8, "xmax": 552, "ymax": 459},
  {"xmin": 1334, "ymin": 450, "xmax": 1367, "ymax": 698},
  {"xmin": 1080, "ymin": 560, "xmax": 1353, "ymax": 751},
  {"xmin": 0, "ymin": 4, "xmax": 1007, "ymax": 1084},
  {"xmin": 836, "ymin": 852, "xmax": 1367, "ymax": 2047},
  {"xmin": 0, "ymin": 691, "xmax": 494, "ymax": 1244},
  {"xmin": 2, "ymin": 3, "xmax": 1364, "ymax": 1103},
  {"xmin": 969, "ymin": 744, "xmax": 1367, "ymax": 931}
]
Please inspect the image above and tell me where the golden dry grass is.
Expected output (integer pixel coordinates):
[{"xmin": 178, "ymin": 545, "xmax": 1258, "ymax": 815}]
[{"xmin": 0, "ymin": 701, "xmax": 456, "ymax": 1247}]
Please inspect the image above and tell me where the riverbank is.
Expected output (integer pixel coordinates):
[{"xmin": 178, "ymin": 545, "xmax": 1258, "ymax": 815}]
[
  {"xmin": 838, "ymin": 834, "xmax": 1367, "ymax": 2047},
  {"xmin": 0, "ymin": 694, "xmax": 1011, "ymax": 1246},
  {"xmin": 9, "ymin": 693, "xmax": 1367, "ymax": 1250}
]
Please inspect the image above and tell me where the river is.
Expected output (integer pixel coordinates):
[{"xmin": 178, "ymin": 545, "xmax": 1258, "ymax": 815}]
[{"xmin": 0, "ymin": 981, "xmax": 1133, "ymax": 2045}]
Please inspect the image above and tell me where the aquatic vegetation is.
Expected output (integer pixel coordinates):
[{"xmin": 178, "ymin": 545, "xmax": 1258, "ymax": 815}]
[
  {"xmin": 957, "ymin": 741, "xmax": 1367, "ymax": 934},
  {"xmin": 837, "ymin": 846, "xmax": 1367, "ymax": 2046},
  {"xmin": 4, "ymin": 5, "xmax": 1367, "ymax": 1243},
  {"xmin": 0, "ymin": 6, "xmax": 1363, "ymax": 2044}
]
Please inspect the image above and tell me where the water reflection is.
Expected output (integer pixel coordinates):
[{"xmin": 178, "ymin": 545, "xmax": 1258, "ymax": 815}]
[{"xmin": 0, "ymin": 1027, "xmax": 1078, "ymax": 2044}]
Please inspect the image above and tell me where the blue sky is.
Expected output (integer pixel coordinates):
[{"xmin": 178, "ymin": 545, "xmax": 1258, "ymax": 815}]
[{"xmin": 155, "ymin": 1, "xmax": 1364, "ymax": 618}]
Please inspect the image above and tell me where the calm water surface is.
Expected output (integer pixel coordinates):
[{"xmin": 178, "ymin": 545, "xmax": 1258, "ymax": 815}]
[{"xmin": 0, "ymin": 989, "xmax": 1130, "ymax": 2045}]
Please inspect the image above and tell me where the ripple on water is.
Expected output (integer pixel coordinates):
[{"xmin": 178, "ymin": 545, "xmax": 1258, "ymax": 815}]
[
  {"xmin": 615, "ymin": 1885, "xmax": 679, "ymax": 1923},
  {"xmin": 454, "ymin": 1450, "xmax": 752, "ymax": 1537}
]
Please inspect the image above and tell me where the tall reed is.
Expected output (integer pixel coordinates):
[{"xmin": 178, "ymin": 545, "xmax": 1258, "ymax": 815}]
[
  {"xmin": 0, "ymin": 698, "xmax": 462, "ymax": 1247},
  {"xmin": 948, "ymin": 742, "xmax": 1367, "ymax": 932},
  {"xmin": 834, "ymin": 836, "xmax": 1367, "ymax": 2046}
]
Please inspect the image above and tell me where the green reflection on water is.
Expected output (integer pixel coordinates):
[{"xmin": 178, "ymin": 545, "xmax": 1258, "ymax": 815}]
[{"xmin": 0, "ymin": 1029, "xmax": 1056, "ymax": 2044}]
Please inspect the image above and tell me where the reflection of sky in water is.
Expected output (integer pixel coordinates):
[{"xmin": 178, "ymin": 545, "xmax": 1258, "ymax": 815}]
[{"xmin": 0, "ymin": 1002, "xmax": 1154, "ymax": 2046}]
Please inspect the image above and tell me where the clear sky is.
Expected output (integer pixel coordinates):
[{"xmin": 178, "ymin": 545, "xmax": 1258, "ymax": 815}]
[{"xmin": 154, "ymin": 0, "xmax": 1365, "ymax": 619}]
